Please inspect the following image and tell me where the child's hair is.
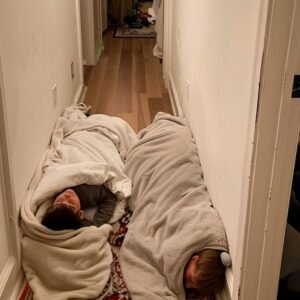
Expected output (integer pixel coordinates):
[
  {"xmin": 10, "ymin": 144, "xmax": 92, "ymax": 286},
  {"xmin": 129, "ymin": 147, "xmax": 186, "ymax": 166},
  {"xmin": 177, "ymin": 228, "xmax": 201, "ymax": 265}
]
[
  {"xmin": 194, "ymin": 249, "xmax": 226, "ymax": 296},
  {"xmin": 41, "ymin": 205, "xmax": 82, "ymax": 230}
]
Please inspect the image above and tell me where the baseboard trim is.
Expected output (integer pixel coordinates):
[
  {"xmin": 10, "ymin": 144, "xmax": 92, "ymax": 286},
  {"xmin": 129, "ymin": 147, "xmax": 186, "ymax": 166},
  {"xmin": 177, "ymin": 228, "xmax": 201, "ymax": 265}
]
[
  {"xmin": 0, "ymin": 258, "xmax": 15, "ymax": 297},
  {"xmin": 73, "ymin": 83, "xmax": 87, "ymax": 105},
  {"xmin": 167, "ymin": 71, "xmax": 183, "ymax": 117},
  {"xmin": 10, "ymin": 272, "xmax": 24, "ymax": 300}
]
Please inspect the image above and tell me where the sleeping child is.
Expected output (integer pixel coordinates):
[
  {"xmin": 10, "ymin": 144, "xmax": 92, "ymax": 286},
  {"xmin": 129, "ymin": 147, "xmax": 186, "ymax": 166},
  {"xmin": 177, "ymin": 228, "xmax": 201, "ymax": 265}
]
[
  {"xmin": 41, "ymin": 183, "xmax": 118, "ymax": 230},
  {"xmin": 21, "ymin": 105, "xmax": 139, "ymax": 300}
]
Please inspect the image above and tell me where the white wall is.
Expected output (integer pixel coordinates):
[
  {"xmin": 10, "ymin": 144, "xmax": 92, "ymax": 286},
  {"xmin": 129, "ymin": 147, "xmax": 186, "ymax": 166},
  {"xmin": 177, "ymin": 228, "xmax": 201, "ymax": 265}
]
[
  {"xmin": 0, "ymin": 0, "xmax": 83, "ymax": 210},
  {"xmin": 166, "ymin": 0, "xmax": 267, "ymax": 290}
]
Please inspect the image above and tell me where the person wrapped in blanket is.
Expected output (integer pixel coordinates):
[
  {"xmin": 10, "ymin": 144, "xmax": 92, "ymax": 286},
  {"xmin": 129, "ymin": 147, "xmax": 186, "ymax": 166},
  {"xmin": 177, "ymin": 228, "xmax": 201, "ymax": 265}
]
[{"xmin": 41, "ymin": 184, "xmax": 117, "ymax": 230}]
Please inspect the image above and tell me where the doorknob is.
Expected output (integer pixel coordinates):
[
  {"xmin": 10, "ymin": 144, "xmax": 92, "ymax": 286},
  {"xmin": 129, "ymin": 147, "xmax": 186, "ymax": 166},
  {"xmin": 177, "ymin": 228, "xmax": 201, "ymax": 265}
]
[{"xmin": 292, "ymin": 75, "xmax": 300, "ymax": 98}]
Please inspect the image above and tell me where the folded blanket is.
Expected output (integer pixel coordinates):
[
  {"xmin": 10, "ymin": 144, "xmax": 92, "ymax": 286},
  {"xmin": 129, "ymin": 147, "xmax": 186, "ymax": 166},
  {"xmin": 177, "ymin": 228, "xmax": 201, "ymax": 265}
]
[
  {"xmin": 20, "ymin": 104, "xmax": 138, "ymax": 300},
  {"xmin": 120, "ymin": 113, "xmax": 229, "ymax": 300}
]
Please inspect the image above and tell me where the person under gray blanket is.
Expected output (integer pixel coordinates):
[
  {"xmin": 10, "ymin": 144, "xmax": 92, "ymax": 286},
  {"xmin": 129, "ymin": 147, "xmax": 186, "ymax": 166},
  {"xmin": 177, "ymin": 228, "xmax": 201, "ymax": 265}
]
[
  {"xmin": 119, "ymin": 113, "xmax": 230, "ymax": 299},
  {"xmin": 41, "ymin": 184, "xmax": 118, "ymax": 230}
]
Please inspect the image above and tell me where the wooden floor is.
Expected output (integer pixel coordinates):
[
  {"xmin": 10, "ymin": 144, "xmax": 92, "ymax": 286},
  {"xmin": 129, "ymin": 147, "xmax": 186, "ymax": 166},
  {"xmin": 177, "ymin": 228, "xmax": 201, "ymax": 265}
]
[{"xmin": 83, "ymin": 29, "xmax": 173, "ymax": 133}]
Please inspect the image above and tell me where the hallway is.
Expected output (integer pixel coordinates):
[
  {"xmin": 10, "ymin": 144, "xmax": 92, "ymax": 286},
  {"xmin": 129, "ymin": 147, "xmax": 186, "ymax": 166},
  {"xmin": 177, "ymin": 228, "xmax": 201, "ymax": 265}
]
[
  {"xmin": 84, "ymin": 29, "xmax": 173, "ymax": 132},
  {"xmin": 1, "ymin": 1, "xmax": 290, "ymax": 299}
]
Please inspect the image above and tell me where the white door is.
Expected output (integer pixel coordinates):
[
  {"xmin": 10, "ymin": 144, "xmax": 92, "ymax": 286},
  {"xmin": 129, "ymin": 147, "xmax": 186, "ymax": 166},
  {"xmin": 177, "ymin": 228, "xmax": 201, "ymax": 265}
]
[
  {"xmin": 0, "ymin": 57, "xmax": 22, "ymax": 300},
  {"xmin": 240, "ymin": 0, "xmax": 300, "ymax": 299}
]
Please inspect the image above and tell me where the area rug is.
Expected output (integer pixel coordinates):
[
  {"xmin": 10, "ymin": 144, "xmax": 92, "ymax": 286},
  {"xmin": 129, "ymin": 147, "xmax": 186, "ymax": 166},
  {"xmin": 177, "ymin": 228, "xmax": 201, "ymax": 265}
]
[{"xmin": 114, "ymin": 25, "xmax": 156, "ymax": 38}]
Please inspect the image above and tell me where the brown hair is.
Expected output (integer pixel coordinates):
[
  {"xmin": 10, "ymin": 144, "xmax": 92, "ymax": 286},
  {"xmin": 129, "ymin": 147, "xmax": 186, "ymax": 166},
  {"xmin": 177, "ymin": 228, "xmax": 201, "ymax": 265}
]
[
  {"xmin": 41, "ymin": 205, "xmax": 82, "ymax": 230},
  {"xmin": 193, "ymin": 249, "xmax": 226, "ymax": 296}
]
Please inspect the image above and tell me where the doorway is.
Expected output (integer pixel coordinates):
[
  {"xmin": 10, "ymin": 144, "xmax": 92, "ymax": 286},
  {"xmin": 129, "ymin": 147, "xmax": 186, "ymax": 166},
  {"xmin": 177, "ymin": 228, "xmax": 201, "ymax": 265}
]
[
  {"xmin": 240, "ymin": 1, "xmax": 300, "ymax": 299},
  {"xmin": 278, "ymin": 141, "xmax": 300, "ymax": 299}
]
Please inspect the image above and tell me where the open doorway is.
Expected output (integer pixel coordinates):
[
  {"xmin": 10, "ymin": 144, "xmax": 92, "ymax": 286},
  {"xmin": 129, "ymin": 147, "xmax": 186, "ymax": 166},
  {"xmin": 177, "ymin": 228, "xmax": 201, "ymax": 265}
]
[
  {"xmin": 105, "ymin": 1, "xmax": 160, "ymax": 42},
  {"xmin": 80, "ymin": 1, "xmax": 159, "ymax": 65},
  {"xmin": 107, "ymin": 1, "xmax": 153, "ymax": 27},
  {"xmin": 278, "ymin": 140, "xmax": 300, "ymax": 299},
  {"xmin": 239, "ymin": 1, "xmax": 300, "ymax": 299}
]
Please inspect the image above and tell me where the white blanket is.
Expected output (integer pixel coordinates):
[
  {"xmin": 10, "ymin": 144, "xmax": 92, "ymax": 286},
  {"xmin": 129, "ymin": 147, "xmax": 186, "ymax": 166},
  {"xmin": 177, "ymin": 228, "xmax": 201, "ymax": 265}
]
[
  {"xmin": 120, "ymin": 113, "xmax": 229, "ymax": 300},
  {"xmin": 21, "ymin": 105, "xmax": 138, "ymax": 300}
]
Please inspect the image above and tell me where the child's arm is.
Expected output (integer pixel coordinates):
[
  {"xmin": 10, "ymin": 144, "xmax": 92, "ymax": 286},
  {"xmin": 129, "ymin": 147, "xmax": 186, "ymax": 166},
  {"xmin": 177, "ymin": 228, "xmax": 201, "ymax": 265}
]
[{"xmin": 93, "ymin": 186, "xmax": 118, "ymax": 226}]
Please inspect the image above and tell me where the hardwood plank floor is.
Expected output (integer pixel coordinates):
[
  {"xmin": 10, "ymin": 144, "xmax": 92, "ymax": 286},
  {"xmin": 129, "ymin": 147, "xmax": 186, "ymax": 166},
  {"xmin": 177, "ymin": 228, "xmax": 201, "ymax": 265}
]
[{"xmin": 84, "ymin": 29, "xmax": 173, "ymax": 132}]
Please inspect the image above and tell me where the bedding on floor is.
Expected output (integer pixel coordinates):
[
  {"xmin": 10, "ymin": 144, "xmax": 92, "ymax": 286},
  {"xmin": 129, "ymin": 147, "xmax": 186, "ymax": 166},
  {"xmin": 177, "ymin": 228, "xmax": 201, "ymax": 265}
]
[
  {"xmin": 20, "ymin": 107, "xmax": 229, "ymax": 300},
  {"xmin": 119, "ymin": 112, "xmax": 229, "ymax": 300},
  {"xmin": 20, "ymin": 104, "xmax": 138, "ymax": 300}
]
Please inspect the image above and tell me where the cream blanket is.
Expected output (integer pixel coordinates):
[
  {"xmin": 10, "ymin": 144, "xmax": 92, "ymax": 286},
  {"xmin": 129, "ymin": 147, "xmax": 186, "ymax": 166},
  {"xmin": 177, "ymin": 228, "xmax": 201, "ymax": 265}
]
[
  {"xmin": 120, "ymin": 113, "xmax": 229, "ymax": 300},
  {"xmin": 21, "ymin": 105, "xmax": 138, "ymax": 300}
]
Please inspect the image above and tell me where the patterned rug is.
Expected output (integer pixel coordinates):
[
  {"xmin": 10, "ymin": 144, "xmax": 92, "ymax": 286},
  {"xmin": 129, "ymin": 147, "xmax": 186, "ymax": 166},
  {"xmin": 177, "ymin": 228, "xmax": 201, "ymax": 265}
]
[
  {"xmin": 98, "ymin": 208, "xmax": 132, "ymax": 299},
  {"xmin": 113, "ymin": 25, "xmax": 156, "ymax": 38}
]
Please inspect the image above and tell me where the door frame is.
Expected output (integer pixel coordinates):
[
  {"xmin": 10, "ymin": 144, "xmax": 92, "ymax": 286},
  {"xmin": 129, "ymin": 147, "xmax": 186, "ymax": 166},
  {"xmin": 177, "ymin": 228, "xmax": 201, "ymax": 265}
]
[
  {"xmin": 240, "ymin": 0, "xmax": 300, "ymax": 299},
  {"xmin": 162, "ymin": 0, "xmax": 184, "ymax": 117},
  {"xmin": 80, "ymin": 0, "xmax": 96, "ymax": 65},
  {"xmin": 0, "ymin": 56, "xmax": 22, "ymax": 300},
  {"xmin": 79, "ymin": 0, "xmax": 103, "ymax": 66},
  {"xmin": 75, "ymin": 0, "xmax": 84, "ymax": 85}
]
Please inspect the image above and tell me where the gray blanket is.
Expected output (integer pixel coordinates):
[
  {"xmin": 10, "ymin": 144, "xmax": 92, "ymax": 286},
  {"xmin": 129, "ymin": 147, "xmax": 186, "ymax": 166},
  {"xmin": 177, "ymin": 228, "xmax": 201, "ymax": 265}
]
[{"xmin": 119, "ymin": 113, "xmax": 229, "ymax": 300}]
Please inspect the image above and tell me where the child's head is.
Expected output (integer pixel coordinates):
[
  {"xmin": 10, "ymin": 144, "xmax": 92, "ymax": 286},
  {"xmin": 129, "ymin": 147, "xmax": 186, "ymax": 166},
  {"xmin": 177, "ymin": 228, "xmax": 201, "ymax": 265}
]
[
  {"xmin": 41, "ymin": 189, "xmax": 84, "ymax": 230},
  {"xmin": 184, "ymin": 249, "xmax": 226, "ymax": 296}
]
